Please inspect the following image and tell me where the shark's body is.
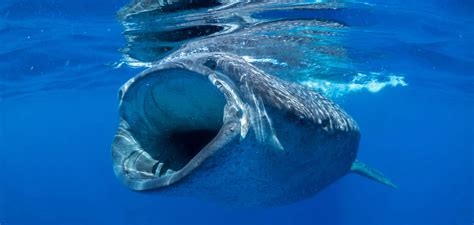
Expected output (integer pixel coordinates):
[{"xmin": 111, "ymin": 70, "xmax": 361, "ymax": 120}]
[{"xmin": 112, "ymin": 53, "xmax": 395, "ymax": 207}]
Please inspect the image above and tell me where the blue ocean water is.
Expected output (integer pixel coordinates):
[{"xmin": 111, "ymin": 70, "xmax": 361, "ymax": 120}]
[{"xmin": 0, "ymin": 0, "xmax": 472, "ymax": 224}]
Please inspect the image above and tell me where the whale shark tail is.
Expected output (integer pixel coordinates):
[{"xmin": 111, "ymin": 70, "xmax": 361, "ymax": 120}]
[{"xmin": 351, "ymin": 160, "xmax": 398, "ymax": 189}]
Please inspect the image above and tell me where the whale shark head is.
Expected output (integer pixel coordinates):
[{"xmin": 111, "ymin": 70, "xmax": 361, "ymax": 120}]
[
  {"xmin": 111, "ymin": 53, "xmax": 373, "ymax": 206},
  {"xmin": 113, "ymin": 57, "xmax": 229, "ymax": 188}
]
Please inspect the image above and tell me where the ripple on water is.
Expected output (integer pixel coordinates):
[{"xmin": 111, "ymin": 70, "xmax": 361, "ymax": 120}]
[{"xmin": 118, "ymin": 0, "xmax": 407, "ymax": 97}]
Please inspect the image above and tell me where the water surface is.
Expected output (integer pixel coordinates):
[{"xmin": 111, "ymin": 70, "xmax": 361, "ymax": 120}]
[{"xmin": 0, "ymin": 0, "xmax": 472, "ymax": 224}]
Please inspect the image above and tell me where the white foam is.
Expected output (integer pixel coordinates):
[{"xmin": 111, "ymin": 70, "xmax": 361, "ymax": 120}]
[
  {"xmin": 242, "ymin": 56, "xmax": 288, "ymax": 66},
  {"xmin": 301, "ymin": 72, "xmax": 407, "ymax": 97}
]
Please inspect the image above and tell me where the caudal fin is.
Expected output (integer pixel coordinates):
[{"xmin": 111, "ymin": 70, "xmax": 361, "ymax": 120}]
[{"xmin": 351, "ymin": 160, "xmax": 398, "ymax": 189}]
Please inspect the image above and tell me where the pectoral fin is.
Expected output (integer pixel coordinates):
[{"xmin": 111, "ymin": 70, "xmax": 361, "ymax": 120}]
[{"xmin": 351, "ymin": 160, "xmax": 398, "ymax": 189}]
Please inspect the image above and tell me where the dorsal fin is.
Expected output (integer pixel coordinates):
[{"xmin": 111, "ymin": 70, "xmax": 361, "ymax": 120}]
[{"xmin": 351, "ymin": 160, "xmax": 398, "ymax": 189}]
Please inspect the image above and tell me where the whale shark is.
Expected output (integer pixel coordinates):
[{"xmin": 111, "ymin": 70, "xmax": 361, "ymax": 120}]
[{"xmin": 111, "ymin": 52, "xmax": 396, "ymax": 207}]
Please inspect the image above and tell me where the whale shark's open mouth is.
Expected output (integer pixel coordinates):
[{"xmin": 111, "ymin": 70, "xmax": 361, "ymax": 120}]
[
  {"xmin": 137, "ymin": 69, "xmax": 225, "ymax": 173},
  {"xmin": 113, "ymin": 67, "xmax": 229, "ymax": 190}
]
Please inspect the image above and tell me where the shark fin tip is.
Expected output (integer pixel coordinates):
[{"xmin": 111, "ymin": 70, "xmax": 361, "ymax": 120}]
[{"xmin": 351, "ymin": 159, "xmax": 398, "ymax": 189}]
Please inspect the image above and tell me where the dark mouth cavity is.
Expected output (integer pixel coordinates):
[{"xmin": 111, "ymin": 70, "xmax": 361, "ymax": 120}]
[
  {"xmin": 128, "ymin": 68, "xmax": 226, "ymax": 176},
  {"xmin": 159, "ymin": 129, "xmax": 220, "ymax": 174}
]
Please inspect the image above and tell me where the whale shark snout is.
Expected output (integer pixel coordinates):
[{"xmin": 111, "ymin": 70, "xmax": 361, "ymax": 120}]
[{"xmin": 112, "ymin": 53, "xmax": 395, "ymax": 207}]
